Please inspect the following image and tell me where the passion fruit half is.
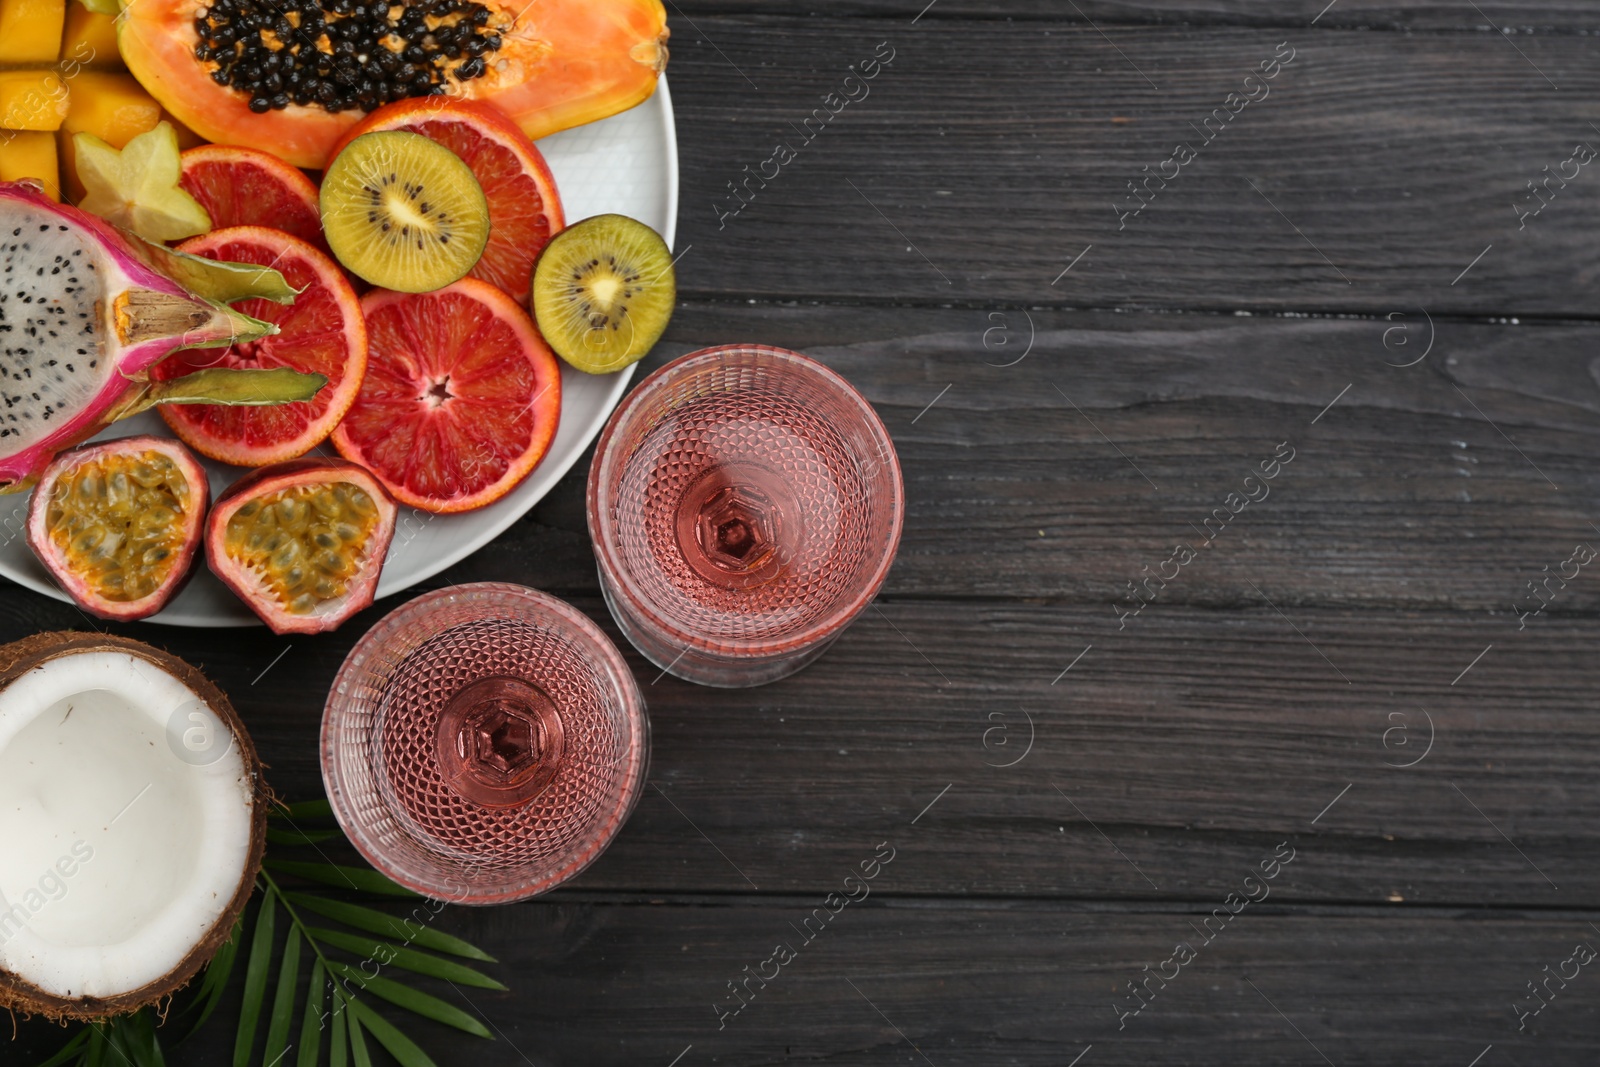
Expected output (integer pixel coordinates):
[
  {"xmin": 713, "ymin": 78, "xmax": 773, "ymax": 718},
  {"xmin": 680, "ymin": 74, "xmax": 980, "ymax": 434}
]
[
  {"xmin": 25, "ymin": 435, "xmax": 209, "ymax": 622},
  {"xmin": 206, "ymin": 458, "xmax": 397, "ymax": 634}
]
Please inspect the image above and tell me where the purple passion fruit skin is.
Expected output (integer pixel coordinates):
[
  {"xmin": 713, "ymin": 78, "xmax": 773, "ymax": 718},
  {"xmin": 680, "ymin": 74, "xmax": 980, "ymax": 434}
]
[
  {"xmin": 26, "ymin": 435, "xmax": 209, "ymax": 621},
  {"xmin": 206, "ymin": 457, "xmax": 397, "ymax": 634}
]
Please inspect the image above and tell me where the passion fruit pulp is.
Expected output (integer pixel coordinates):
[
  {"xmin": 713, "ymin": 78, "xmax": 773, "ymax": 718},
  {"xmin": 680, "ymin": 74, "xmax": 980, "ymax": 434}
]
[
  {"xmin": 25, "ymin": 435, "xmax": 208, "ymax": 621},
  {"xmin": 206, "ymin": 458, "xmax": 397, "ymax": 634}
]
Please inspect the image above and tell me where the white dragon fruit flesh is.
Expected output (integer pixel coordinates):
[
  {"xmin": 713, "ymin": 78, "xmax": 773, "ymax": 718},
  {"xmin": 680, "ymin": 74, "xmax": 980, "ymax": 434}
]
[{"xmin": 0, "ymin": 180, "xmax": 324, "ymax": 492}]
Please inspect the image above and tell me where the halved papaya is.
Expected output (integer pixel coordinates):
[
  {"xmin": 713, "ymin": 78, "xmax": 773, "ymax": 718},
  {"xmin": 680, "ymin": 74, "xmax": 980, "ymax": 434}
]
[{"xmin": 117, "ymin": 0, "xmax": 669, "ymax": 170}]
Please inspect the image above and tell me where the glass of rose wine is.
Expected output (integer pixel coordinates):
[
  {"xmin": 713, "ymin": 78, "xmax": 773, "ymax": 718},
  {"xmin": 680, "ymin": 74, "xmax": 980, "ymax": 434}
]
[
  {"xmin": 588, "ymin": 344, "xmax": 904, "ymax": 687},
  {"xmin": 322, "ymin": 582, "xmax": 649, "ymax": 903}
]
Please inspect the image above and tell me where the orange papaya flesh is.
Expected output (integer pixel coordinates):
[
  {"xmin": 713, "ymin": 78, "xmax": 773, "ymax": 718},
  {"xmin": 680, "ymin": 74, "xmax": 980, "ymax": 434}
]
[{"xmin": 118, "ymin": 0, "xmax": 668, "ymax": 170}]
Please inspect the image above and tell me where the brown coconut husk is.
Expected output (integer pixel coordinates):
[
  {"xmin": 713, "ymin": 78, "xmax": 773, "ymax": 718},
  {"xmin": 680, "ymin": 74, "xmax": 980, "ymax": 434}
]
[{"xmin": 0, "ymin": 632, "xmax": 267, "ymax": 1022}]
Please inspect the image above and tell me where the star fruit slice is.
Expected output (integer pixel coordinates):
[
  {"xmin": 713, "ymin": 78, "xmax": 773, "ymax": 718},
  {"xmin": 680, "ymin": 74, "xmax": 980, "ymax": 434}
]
[{"xmin": 75, "ymin": 121, "xmax": 211, "ymax": 243}]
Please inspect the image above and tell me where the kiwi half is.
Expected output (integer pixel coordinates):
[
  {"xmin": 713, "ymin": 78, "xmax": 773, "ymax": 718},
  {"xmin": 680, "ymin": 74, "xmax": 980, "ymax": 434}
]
[
  {"xmin": 531, "ymin": 213, "xmax": 676, "ymax": 375},
  {"xmin": 319, "ymin": 131, "xmax": 490, "ymax": 292}
]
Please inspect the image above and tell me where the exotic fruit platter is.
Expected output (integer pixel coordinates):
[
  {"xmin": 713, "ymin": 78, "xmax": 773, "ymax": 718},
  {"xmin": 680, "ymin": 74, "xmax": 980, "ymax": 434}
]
[
  {"xmin": 0, "ymin": 0, "xmax": 677, "ymax": 628},
  {"xmin": 0, "ymin": 0, "xmax": 691, "ymax": 1057}
]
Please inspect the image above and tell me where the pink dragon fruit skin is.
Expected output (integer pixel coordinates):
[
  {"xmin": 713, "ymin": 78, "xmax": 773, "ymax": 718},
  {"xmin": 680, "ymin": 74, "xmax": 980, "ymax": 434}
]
[{"xmin": 0, "ymin": 181, "xmax": 277, "ymax": 491}]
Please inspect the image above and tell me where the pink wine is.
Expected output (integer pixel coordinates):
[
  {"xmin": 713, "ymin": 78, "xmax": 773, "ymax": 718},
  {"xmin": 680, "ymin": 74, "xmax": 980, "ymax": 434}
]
[
  {"xmin": 323, "ymin": 584, "xmax": 647, "ymax": 903},
  {"xmin": 590, "ymin": 346, "xmax": 903, "ymax": 687}
]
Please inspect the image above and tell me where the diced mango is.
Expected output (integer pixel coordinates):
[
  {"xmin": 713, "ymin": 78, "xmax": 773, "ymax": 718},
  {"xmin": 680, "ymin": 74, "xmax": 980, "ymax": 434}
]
[
  {"xmin": 0, "ymin": 130, "xmax": 60, "ymax": 199},
  {"xmin": 59, "ymin": 70, "xmax": 160, "ymax": 200},
  {"xmin": 161, "ymin": 109, "xmax": 205, "ymax": 150},
  {"xmin": 0, "ymin": 0, "xmax": 66, "ymax": 65},
  {"xmin": 59, "ymin": 5, "xmax": 120, "ymax": 69},
  {"xmin": 0, "ymin": 71, "xmax": 68, "ymax": 130},
  {"xmin": 60, "ymin": 71, "xmax": 160, "ymax": 144}
]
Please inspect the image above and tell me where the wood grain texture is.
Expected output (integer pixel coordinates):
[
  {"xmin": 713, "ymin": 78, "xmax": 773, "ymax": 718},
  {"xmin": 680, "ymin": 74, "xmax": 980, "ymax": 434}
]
[
  {"xmin": 6, "ymin": 592, "xmax": 1595, "ymax": 908},
  {"xmin": 3, "ymin": 297, "xmax": 1597, "ymax": 1058},
  {"xmin": 439, "ymin": 303, "xmax": 1600, "ymax": 611},
  {"xmin": 25, "ymin": 900, "xmax": 1596, "ymax": 1065},
  {"xmin": 677, "ymin": 1, "xmax": 1600, "ymax": 32},
  {"xmin": 11, "ymin": 3, "xmax": 1600, "ymax": 1062},
  {"xmin": 1, "ymin": 301, "xmax": 1592, "ymax": 914},
  {"xmin": 666, "ymin": 14, "xmax": 1600, "ymax": 314}
]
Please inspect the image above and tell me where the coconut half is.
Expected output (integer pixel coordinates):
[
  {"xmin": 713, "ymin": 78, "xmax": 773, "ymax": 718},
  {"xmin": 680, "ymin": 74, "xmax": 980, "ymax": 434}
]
[{"xmin": 0, "ymin": 632, "xmax": 265, "ymax": 1020}]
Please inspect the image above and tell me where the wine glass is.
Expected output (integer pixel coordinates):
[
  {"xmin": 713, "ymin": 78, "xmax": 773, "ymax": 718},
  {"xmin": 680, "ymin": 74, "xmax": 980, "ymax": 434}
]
[
  {"xmin": 588, "ymin": 344, "xmax": 904, "ymax": 687},
  {"xmin": 322, "ymin": 582, "xmax": 649, "ymax": 904}
]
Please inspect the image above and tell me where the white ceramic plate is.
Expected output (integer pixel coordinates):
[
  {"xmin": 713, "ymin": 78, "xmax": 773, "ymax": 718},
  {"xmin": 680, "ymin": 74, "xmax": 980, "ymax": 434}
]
[{"xmin": 0, "ymin": 80, "xmax": 679, "ymax": 627}]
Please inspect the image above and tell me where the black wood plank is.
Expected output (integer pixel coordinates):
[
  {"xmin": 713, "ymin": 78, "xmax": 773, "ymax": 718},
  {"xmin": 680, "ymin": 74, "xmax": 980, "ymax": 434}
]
[
  {"xmin": 666, "ymin": 15, "xmax": 1600, "ymax": 314},
  {"xmin": 0, "ymin": 302, "xmax": 1595, "ymax": 909},
  {"xmin": 22, "ymin": 899, "xmax": 1598, "ymax": 1065},
  {"xmin": 453, "ymin": 303, "xmax": 1600, "ymax": 611},
  {"xmin": 677, "ymin": 1, "xmax": 1600, "ymax": 32},
  {"xmin": 7, "ymin": 590, "xmax": 1596, "ymax": 909}
]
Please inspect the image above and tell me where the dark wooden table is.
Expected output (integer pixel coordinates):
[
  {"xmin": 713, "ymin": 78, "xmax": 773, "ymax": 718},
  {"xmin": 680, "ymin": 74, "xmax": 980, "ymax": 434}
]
[{"xmin": 13, "ymin": 1, "xmax": 1600, "ymax": 1062}]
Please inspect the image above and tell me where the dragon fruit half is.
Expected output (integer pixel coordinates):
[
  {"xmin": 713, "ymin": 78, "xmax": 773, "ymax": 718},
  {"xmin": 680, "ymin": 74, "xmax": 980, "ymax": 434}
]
[{"xmin": 0, "ymin": 180, "xmax": 326, "ymax": 492}]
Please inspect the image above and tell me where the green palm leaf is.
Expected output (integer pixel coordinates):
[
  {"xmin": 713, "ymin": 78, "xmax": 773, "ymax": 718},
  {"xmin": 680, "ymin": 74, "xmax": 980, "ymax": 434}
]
[
  {"xmin": 183, "ymin": 916, "xmax": 242, "ymax": 1040},
  {"xmin": 309, "ymin": 928, "xmax": 506, "ymax": 989},
  {"xmin": 270, "ymin": 799, "xmax": 335, "ymax": 822},
  {"xmin": 326, "ymin": 963, "xmax": 492, "ymax": 1038},
  {"xmin": 298, "ymin": 959, "xmax": 327, "ymax": 1067},
  {"xmin": 347, "ymin": 1001, "xmax": 438, "ymax": 1067},
  {"xmin": 235, "ymin": 891, "xmax": 278, "ymax": 1067},
  {"xmin": 283, "ymin": 894, "xmax": 494, "ymax": 961},
  {"xmin": 329, "ymin": 995, "xmax": 348, "ymax": 1067},
  {"xmin": 124, "ymin": 1010, "xmax": 167, "ymax": 1066},
  {"xmin": 85, "ymin": 1025, "xmax": 106, "ymax": 1067},
  {"xmin": 263, "ymin": 927, "xmax": 301, "ymax": 1067},
  {"xmin": 37, "ymin": 794, "xmax": 507, "ymax": 1067},
  {"xmin": 266, "ymin": 860, "xmax": 419, "ymax": 898},
  {"xmin": 347, "ymin": 1010, "xmax": 372, "ymax": 1067},
  {"xmin": 99, "ymin": 1015, "xmax": 160, "ymax": 1067},
  {"xmin": 267, "ymin": 827, "xmax": 344, "ymax": 847},
  {"xmin": 36, "ymin": 1029, "xmax": 89, "ymax": 1067}
]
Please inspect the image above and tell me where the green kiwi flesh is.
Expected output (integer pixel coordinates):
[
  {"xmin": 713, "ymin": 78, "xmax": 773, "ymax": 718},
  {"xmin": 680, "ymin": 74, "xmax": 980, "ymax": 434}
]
[
  {"xmin": 319, "ymin": 131, "xmax": 490, "ymax": 293},
  {"xmin": 530, "ymin": 213, "xmax": 675, "ymax": 374}
]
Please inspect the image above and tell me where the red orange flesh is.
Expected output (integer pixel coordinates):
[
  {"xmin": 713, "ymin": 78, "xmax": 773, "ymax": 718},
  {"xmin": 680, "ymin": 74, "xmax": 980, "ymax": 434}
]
[
  {"xmin": 331, "ymin": 278, "xmax": 561, "ymax": 513},
  {"xmin": 178, "ymin": 144, "xmax": 326, "ymax": 251}
]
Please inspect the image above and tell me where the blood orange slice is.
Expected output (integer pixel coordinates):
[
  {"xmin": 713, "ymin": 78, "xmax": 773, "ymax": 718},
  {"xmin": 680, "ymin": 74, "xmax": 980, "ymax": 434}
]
[
  {"xmin": 331, "ymin": 278, "xmax": 562, "ymax": 514},
  {"xmin": 152, "ymin": 226, "xmax": 367, "ymax": 467},
  {"xmin": 179, "ymin": 145, "xmax": 326, "ymax": 252},
  {"xmin": 328, "ymin": 98, "xmax": 565, "ymax": 306}
]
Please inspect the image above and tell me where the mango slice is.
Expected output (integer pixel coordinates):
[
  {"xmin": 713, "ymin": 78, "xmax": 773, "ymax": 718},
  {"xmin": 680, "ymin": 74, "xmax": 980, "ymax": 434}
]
[
  {"xmin": 59, "ymin": 5, "xmax": 119, "ymax": 68},
  {"xmin": 0, "ymin": 0, "xmax": 66, "ymax": 65},
  {"xmin": 161, "ymin": 109, "xmax": 205, "ymax": 150},
  {"xmin": 0, "ymin": 70, "xmax": 68, "ymax": 130},
  {"xmin": 58, "ymin": 70, "xmax": 162, "ymax": 201},
  {"xmin": 0, "ymin": 130, "xmax": 60, "ymax": 199}
]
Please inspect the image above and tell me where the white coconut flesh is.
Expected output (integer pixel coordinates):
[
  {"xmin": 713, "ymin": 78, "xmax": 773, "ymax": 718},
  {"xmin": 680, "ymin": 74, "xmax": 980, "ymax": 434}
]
[
  {"xmin": 0, "ymin": 650, "xmax": 254, "ymax": 1001},
  {"xmin": 0, "ymin": 199, "xmax": 122, "ymax": 453}
]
